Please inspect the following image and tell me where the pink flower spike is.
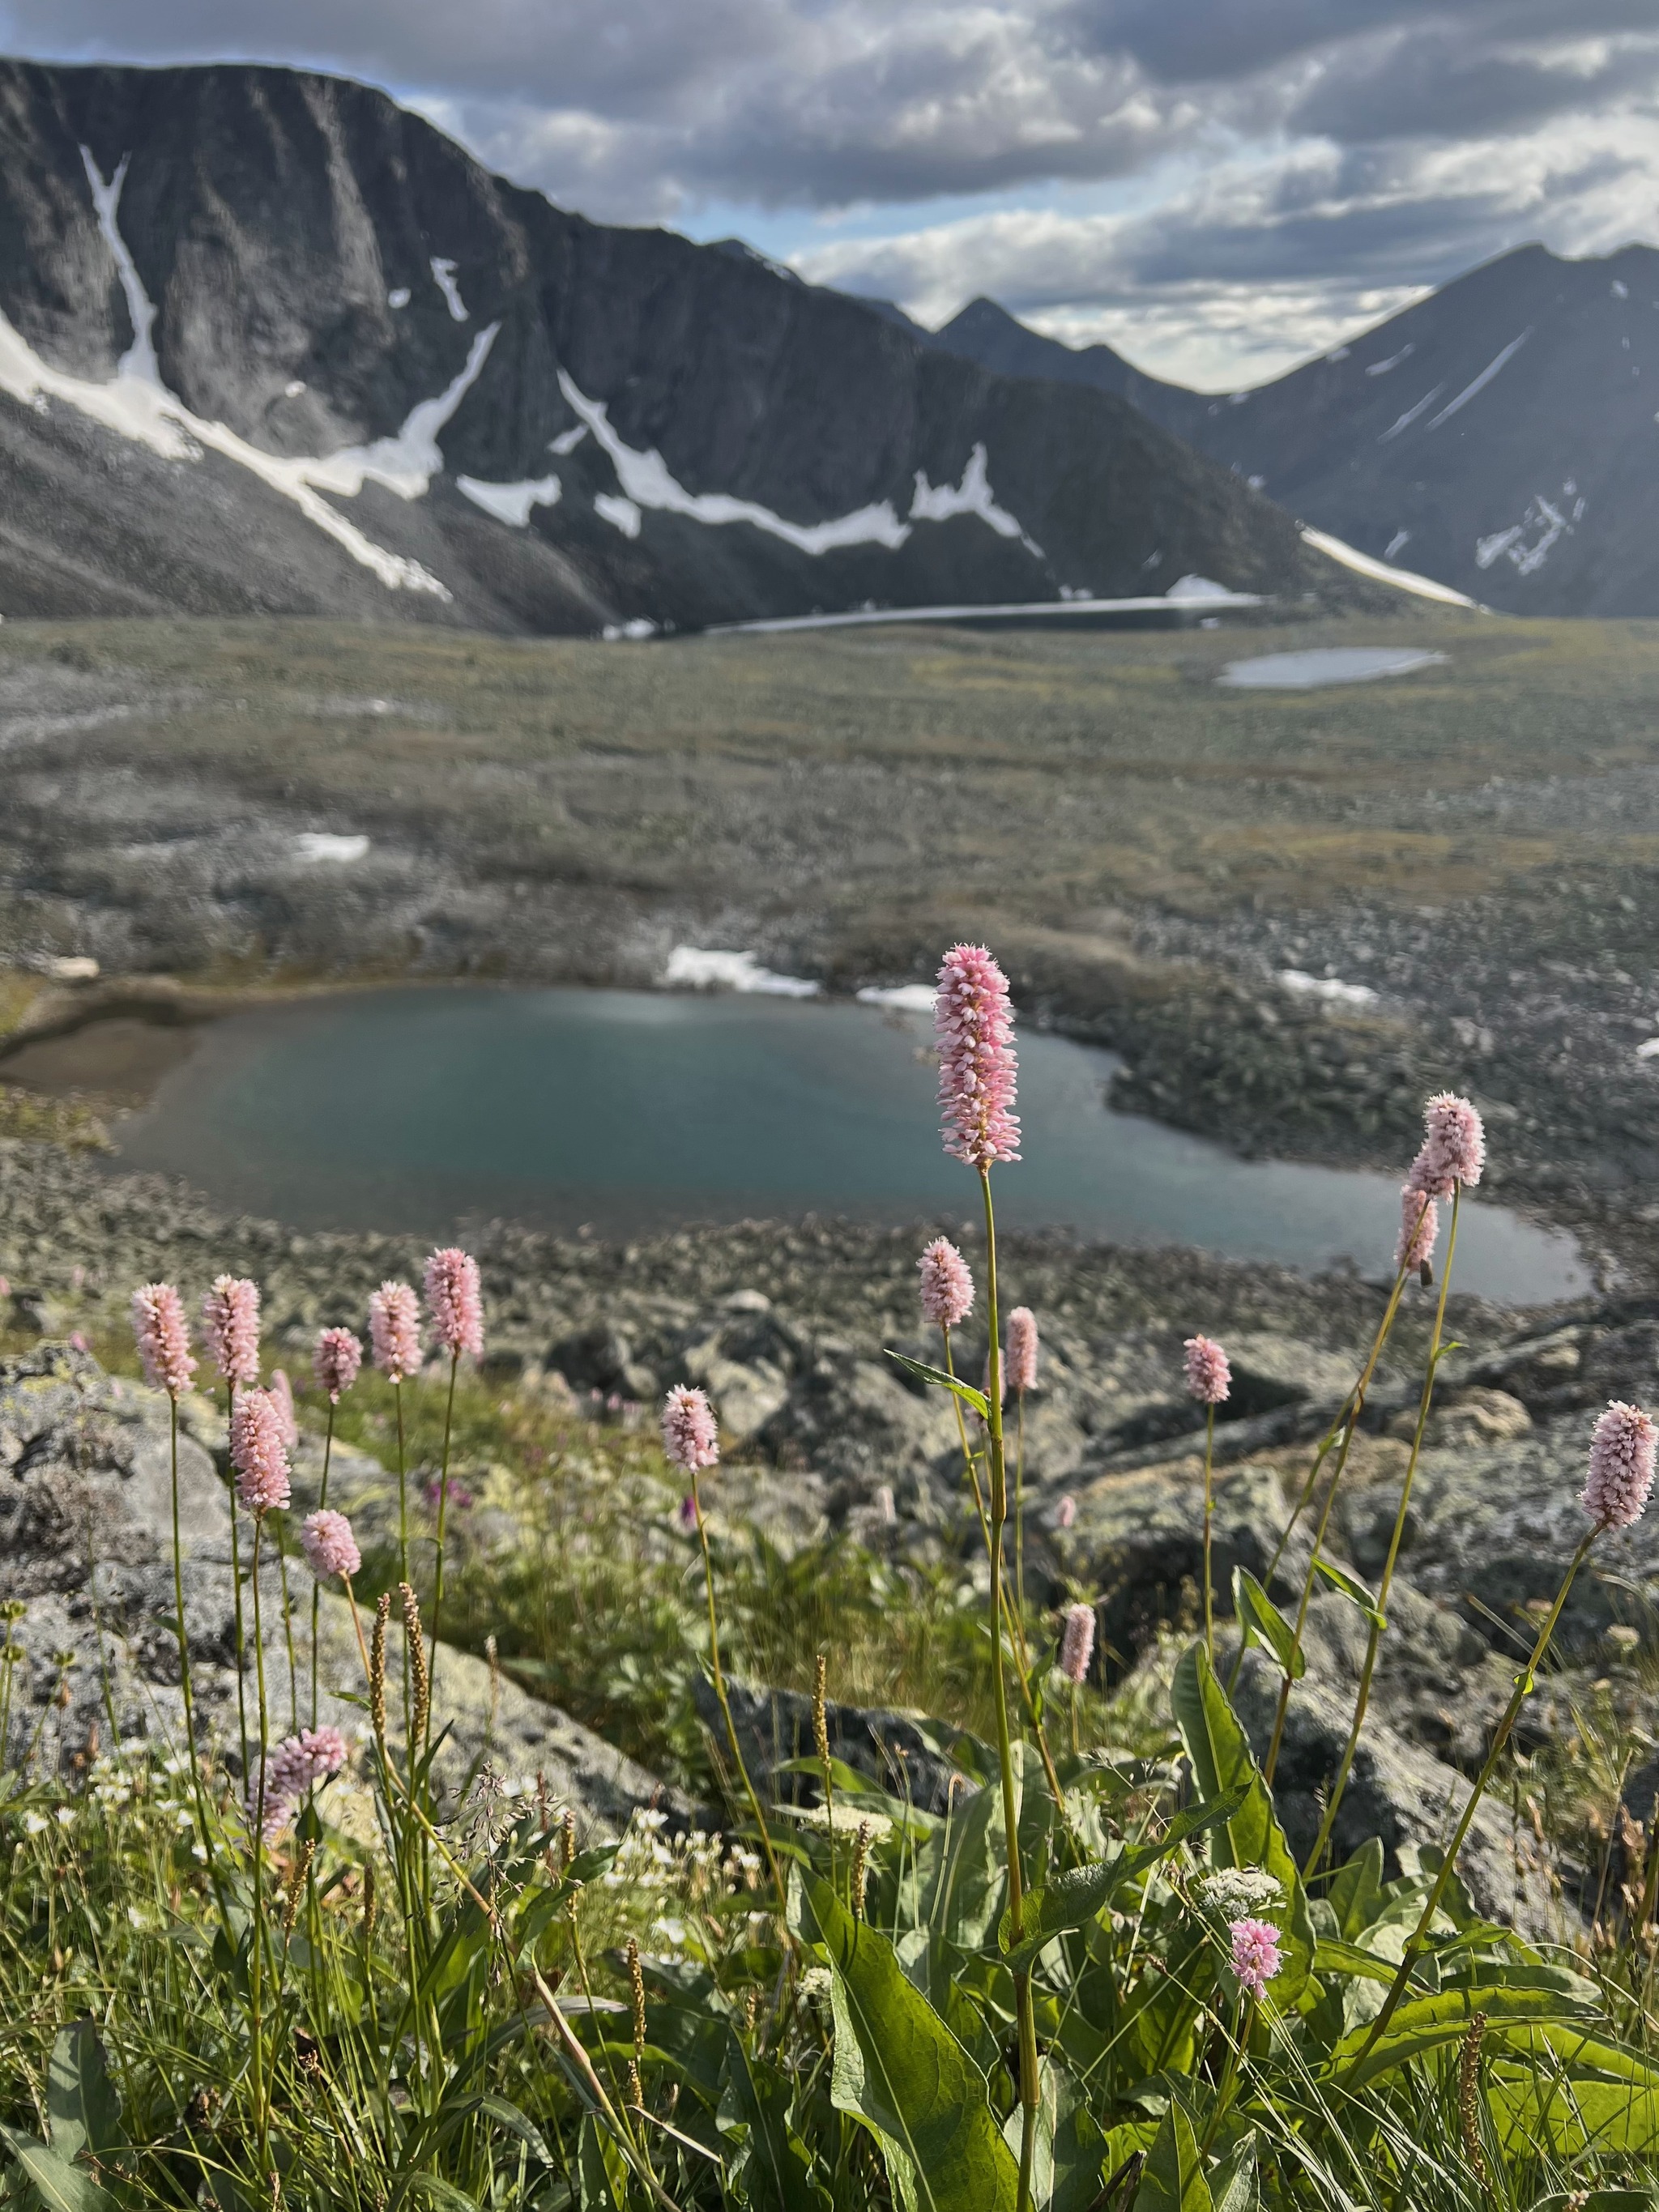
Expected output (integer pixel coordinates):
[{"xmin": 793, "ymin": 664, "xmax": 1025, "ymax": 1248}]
[
  {"xmin": 131, "ymin": 1283, "xmax": 196, "ymax": 1398},
  {"xmin": 369, "ymin": 1281, "xmax": 422, "ymax": 1383},
  {"xmin": 251, "ymin": 1725, "xmax": 351, "ymax": 1842},
  {"xmin": 202, "ymin": 1275, "xmax": 262, "ymax": 1387},
  {"xmin": 301, "ymin": 1509, "xmax": 361, "ymax": 1582},
  {"xmin": 424, "ymin": 1247, "xmax": 484, "ymax": 1361},
  {"xmin": 313, "ymin": 1327, "xmax": 363, "ymax": 1404},
  {"xmin": 1407, "ymin": 1092, "xmax": 1486, "ymax": 1199},
  {"xmin": 935, "ymin": 944, "xmax": 1021, "ymax": 1172},
  {"xmin": 269, "ymin": 1368, "xmax": 299, "ymax": 1451},
  {"xmin": 1583, "ymin": 1400, "xmax": 1657, "ymax": 1532},
  {"xmin": 662, "ymin": 1385, "xmax": 719, "ymax": 1473},
  {"xmin": 1056, "ymin": 1494, "xmax": 1077, "ymax": 1531},
  {"xmin": 1006, "ymin": 1307, "xmax": 1039, "ymax": 1395},
  {"xmin": 1230, "ymin": 1916, "xmax": 1282, "ymax": 1999},
  {"xmin": 230, "ymin": 1387, "xmax": 291, "ymax": 1515},
  {"xmin": 918, "ymin": 1237, "xmax": 975, "ymax": 1329},
  {"xmin": 1059, "ymin": 1601, "xmax": 1095, "ymax": 1686},
  {"xmin": 1183, "ymin": 1335, "xmax": 1231, "ymax": 1406},
  {"xmin": 1395, "ymin": 1185, "xmax": 1439, "ymax": 1274}
]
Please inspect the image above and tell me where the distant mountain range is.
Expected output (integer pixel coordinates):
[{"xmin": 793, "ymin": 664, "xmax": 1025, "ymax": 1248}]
[
  {"xmin": 0, "ymin": 61, "xmax": 1405, "ymax": 635},
  {"xmin": 888, "ymin": 245, "xmax": 1659, "ymax": 617}
]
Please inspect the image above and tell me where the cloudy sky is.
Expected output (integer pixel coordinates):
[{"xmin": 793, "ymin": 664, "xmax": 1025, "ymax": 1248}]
[{"xmin": 4, "ymin": 1, "xmax": 1657, "ymax": 387}]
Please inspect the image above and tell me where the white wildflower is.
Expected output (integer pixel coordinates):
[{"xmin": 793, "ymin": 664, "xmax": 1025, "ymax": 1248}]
[
  {"xmin": 802, "ymin": 1804, "xmax": 893, "ymax": 1839},
  {"xmin": 1197, "ymin": 1868, "xmax": 1281, "ymax": 1916},
  {"xmin": 800, "ymin": 1967, "xmax": 834, "ymax": 2002}
]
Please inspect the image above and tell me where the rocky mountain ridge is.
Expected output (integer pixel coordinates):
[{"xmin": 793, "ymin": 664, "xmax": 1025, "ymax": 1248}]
[
  {"xmin": 906, "ymin": 245, "xmax": 1659, "ymax": 616},
  {"xmin": 0, "ymin": 60, "xmax": 1384, "ymax": 634}
]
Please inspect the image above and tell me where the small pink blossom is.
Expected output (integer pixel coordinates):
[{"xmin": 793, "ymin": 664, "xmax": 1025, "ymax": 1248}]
[
  {"xmin": 251, "ymin": 1725, "xmax": 351, "ymax": 1841},
  {"xmin": 230, "ymin": 1387, "xmax": 291, "ymax": 1515},
  {"xmin": 1059, "ymin": 1601, "xmax": 1095, "ymax": 1686},
  {"xmin": 935, "ymin": 944, "xmax": 1021, "ymax": 1171},
  {"xmin": 1230, "ymin": 1916, "xmax": 1282, "ymax": 1999},
  {"xmin": 424, "ymin": 1247, "xmax": 484, "ymax": 1360},
  {"xmin": 369, "ymin": 1281, "xmax": 422, "ymax": 1383},
  {"xmin": 1395, "ymin": 1185, "xmax": 1439, "ymax": 1274},
  {"xmin": 131, "ymin": 1283, "xmax": 196, "ymax": 1397},
  {"xmin": 313, "ymin": 1327, "xmax": 363, "ymax": 1404},
  {"xmin": 874, "ymin": 1482, "xmax": 898, "ymax": 1525},
  {"xmin": 674, "ymin": 1494, "xmax": 699, "ymax": 1536},
  {"xmin": 301, "ymin": 1509, "xmax": 361, "ymax": 1582},
  {"xmin": 1406, "ymin": 1092, "xmax": 1486, "ymax": 1199},
  {"xmin": 1583, "ymin": 1400, "xmax": 1657, "ymax": 1532},
  {"xmin": 269, "ymin": 1368, "xmax": 299, "ymax": 1451},
  {"xmin": 1056, "ymin": 1494, "xmax": 1077, "ymax": 1531},
  {"xmin": 918, "ymin": 1237, "xmax": 975, "ymax": 1329},
  {"xmin": 1183, "ymin": 1335, "xmax": 1231, "ymax": 1406},
  {"xmin": 67, "ymin": 1331, "xmax": 88, "ymax": 1353},
  {"xmin": 202, "ymin": 1275, "xmax": 262, "ymax": 1387},
  {"xmin": 662, "ymin": 1385, "xmax": 719, "ymax": 1473},
  {"xmin": 1006, "ymin": 1307, "xmax": 1039, "ymax": 1395}
]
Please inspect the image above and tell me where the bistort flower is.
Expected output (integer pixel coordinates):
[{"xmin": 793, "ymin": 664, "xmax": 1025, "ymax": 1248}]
[
  {"xmin": 131, "ymin": 1283, "xmax": 195, "ymax": 1397},
  {"xmin": 230, "ymin": 1387, "xmax": 291, "ymax": 1515},
  {"xmin": 301, "ymin": 1509, "xmax": 361, "ymax": 1582},
  {"xmin": 1584, "ymin": 1400, "xmax": 1657, "ymax": 1532},
  {"xmin": 935, "ymin": 944, "xmax": 1020, "ymax": 1170},
  {"xmin": 1183, "ymin": 1335, "xmax": 1231, "ymax": 1406},
  {"xmin": 1230, "ymin": 1916, "xmax": 1282, "ymax": 1999},
  {"xmin": 424, "ymin": 1247, "xmax": 484, "ymax": 1360},
  {"xmin": 202, "ymin": 1276, "xmax": 262, "ymax": 1387},
  {"xmin": 1059, "ymin": 1601, "xmax": 1096, "ymax": 1686},
  {"xmin": 918, "ymin": 1237, "xmax": 975, "ymax": 1328},
  {"xmin": 1006, "ymin": 1307, "xmax": 1038, "ymax": 1394},
  {"xmin": 662, "ymin": 1385, "xmax": 719, "ymax": 1473},
  {"xmin": 313, "ymin": 1326, "xmax": 362, "ymax": 1404},
  {"xmin": 369, "ymin": 1281, "xmax": 422, "ymax": 1383}
]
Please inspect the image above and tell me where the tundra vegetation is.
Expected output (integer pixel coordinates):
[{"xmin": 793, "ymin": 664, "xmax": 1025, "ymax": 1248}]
[{"xmin": 0, "ymin": 944, "xmax": 1657, "ymax": 2212}]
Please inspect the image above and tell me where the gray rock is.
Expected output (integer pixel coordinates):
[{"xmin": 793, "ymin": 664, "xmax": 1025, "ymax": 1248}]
[
  {"xmin": 695, "ymin": 1677, "xmax": 979, "ymax": 1818},
  {"xmin": 0, "ymin": 1344, "xmax": 688, "ymax": 1832}
]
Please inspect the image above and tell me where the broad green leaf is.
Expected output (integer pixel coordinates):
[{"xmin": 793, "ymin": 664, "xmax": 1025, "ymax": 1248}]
[
  {"xmin": 885, "ymin": 1351, "xmax": 990, "ymax": 1421},
  {"xmin": 576, "ymin": 2115, "xmax": 629, "ymax": 2212},
  {"xmin": 801, "ymin": 1873, "xmax": 1019, "ymax": 2212},
  {"xmin": 1324, "ymin": 1839, "xmax": 1384, "ymax": 1939},
  {"xmin": 0, "ymin": 2130, "xmax": 114, "ymax": 2212},
  {"xmin": 1133, "ymin": 2103, "xmax": 1211, "ymax": 2212},
  {"xmin": 1334, "ymin": 1986, "xmax": 1602, "ymax": 2091},
  {"xmin": 1210, "ymin": 2135, "xmax": 1257, "ymax": 2212},
  {"xmin": 1171, "ymin": 1643, "xmax": 1315, "ymax": 2000},
  {"xmin": 718, "ymin": 2030, "xmax": 828, "ymax": 2210},
  {"xmin": 46, "ymin": 2025, "xmax": 122, "ymax": 2167},
  {"xmin": 1312, "ymin": 1937, "xmax": 1397, "ymax": 1985},
  {"xmin": 1230, "ymin": 1571, "xmax": 1303, "ymax": 1681},
  {"xmin": 475, "ymin": 2095, "xmax": 557, "ymax": 2172},
  {"xmin": 1047, "ymin": 2062, "xmax": 1112, "ymax": 2212},
  {"xmin": 1310, "ymin": 1558, "xmax": 1385, "ymax": 1630},
  {"xmin": 998, "ymin": 1788, "xmax": 1249, "ymax": 1968},
  {"xmin": 914, "ymin": 1762, "xmax": 1009, "ymax": 1953}
]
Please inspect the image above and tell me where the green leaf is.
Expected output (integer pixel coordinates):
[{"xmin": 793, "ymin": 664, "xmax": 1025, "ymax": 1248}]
[
  {"xmin": 1324, "ymin": 1839, "xmax": 1384, "ymax": 1939},
  {"xmin": 45, "ymin": 2026, "xmax": 122, "ymax": 2167},
  {"xmin": 1209, "ymin": 2135, "xmax": 1257, "ymax": 2212},
  {"xmin": 1334, "ymin": 1986, "xmax": 1602, "ymax": 2092},
  {"xmin": 475, "ymin": 2095, "xmax": 557, "ymax": 2173},
  {"xmin": 576, "ymin": 2116, "xmax": 629, "ymax": 2212},
  {"xmin": 1133, "ymin": 2104, "xmax": 1211, "ymax": 2212},
  {"xmin": 1230, "ymin": 1571, "xmax": 1303, "ymax": 1681},
  {"xmin": 1312, "ymin": 1937, "xmax": 1397, "ymax": 1985},
  {"xmin": 800, "ymin": 1873, "xmax": 1019, "ymax": 2212},
  {"xmin": 1171, "ymin": 1643, "xmax": 1316, "ymax": 2001},
  {"xmin": 998, "ymin": 1788, "xmax": 1249, "ymax": 1968},
  {"xmin": 718, "ymin": 2031, "xmax": 828, "ymax": 2210},
  {"xmin": 885, "ymin": 1352, "xmax": 989, "ymax": 1421},
  {"xmin": 0, "ymin": 2130, "xmax": 114, "ymax": 2212},
  {"xmin": 1310, "ymin": 1558, "xmax": 1385, "ymax": 1630}
]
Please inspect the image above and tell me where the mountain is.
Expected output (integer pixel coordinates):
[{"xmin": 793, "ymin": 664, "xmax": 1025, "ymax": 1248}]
[
  {"xmin": 911, "ymin": 251, "xmax": 1659, "ymax": 616},
  {"xmin": 0, "ymin": 61, "xmax": 1386, "ymax": 637}
]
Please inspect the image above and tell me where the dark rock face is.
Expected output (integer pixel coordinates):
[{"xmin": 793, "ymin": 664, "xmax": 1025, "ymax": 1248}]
[
  {"xmin": 0, "ymin": 60, "xmax": 1374, "ymax": 633},
  {"xmin": 695, "ymin": 1677, "xmax": 975, "ymax": 1818},
  {"xmin": 916, "ymin": 250, "xmax": 1659, "ymax": 616}
]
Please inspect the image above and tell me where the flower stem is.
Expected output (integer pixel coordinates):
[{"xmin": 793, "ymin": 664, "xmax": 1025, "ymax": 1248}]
[
  {"xmin": 227, "ymin": 1383, "xmax": 251, "ymax": 1782},
  {"xmin": 248, "ymin": 1511, "xmax": 272, "ymax": 2179},
  {"xmin": 310, "ymin": 1400, "xmax": 335, "ymax": 1728},
  {"xmin": 691, "ymin": 1468, "xmax": 787, "ymax": 1916},
  {"xmin": 1353, "ymin": 1525, "xmax": 1597, "ymax": 2070},
  {"xmin": 980, "ymin": 1168, "xmax": 1038, "ymax": 2212},
  {"xmin": 1201, "ymin": 1403, "xmax": 1217, "ymax": 1665},
  {"xmin": 428, "ymin": 1349, "xmax": 460, "ymax": 1742},
  {"xmin": 1305, "ymin": 1188, "xmax": 1462, "ymax": 1874}
]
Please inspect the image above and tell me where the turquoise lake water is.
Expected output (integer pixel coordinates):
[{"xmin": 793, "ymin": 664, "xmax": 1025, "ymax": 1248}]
[{"xmin": 111, "ymin": 985, "xmax": 1587, "ymax": 1298}]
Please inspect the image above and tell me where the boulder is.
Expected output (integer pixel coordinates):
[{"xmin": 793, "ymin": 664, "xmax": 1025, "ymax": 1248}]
[{"xmin": 0, "ymin": 1344, "xmax": 689, "ymax": 1832}]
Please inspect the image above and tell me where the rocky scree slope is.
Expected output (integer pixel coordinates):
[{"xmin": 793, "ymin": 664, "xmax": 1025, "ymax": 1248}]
[
  {"xmin": 911, "ymin": 248, "xmax": 1659, "ymax": 616},
  {"xmin": 0, "ymin": 61, "xmax": 1375, "ymax": 634}
]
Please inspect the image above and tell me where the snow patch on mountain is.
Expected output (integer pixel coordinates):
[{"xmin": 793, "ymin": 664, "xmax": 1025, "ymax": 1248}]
[
  {"xmin": 1426, "ymin": 332, "xmax": 1530, "ymax": 428},
  {"xmin": 909, "ymin": 443, "xmax": 1043, "ymax": 555},
  {"xmin": 1300, "ymin": 526, "xmax": 1478, "ymax": 607},
  {"xmin": 81, "ymin": 148, "xmax": 160, "ymax": 383},
  {"xmin": 457, "ymin": 474, "xmax": 562, "ymax": 526},
  {"xmin": 430, "ymin": 258, "xmax": 467, "ymax": 321}
]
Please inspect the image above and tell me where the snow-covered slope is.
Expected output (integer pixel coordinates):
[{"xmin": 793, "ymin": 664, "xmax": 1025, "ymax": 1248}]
[
  {"xmin": 911, "ymin": 253, "xmax": 1659, "ymax": 617},
  {"xmin": 0, "ymin": 60, "xmax": 1380, "ymax": 634}
]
